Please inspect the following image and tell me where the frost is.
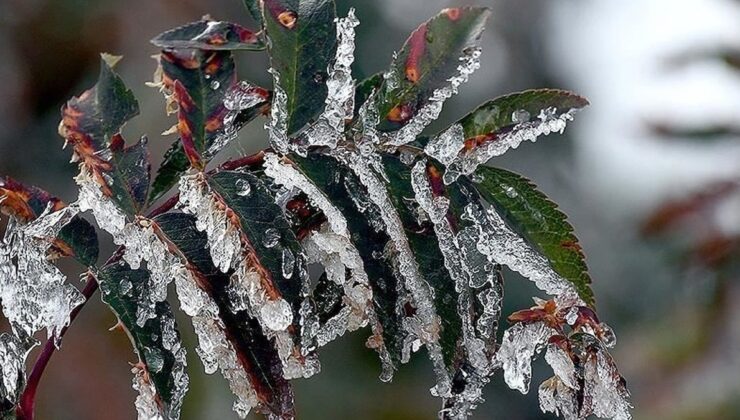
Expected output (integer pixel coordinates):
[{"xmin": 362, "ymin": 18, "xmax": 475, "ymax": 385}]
[
  {"xmin": 496, "ymin": 322, "xmax": 556, "ymax": 394},
  {"xmin": 0, "ymin": 205, "xmax": 85, "ymax": 340},
  {"xmin": 303, "ymin": 9, "xmax": 359, "ymax": 149},
  {"xmin": 206, "ymin": 81, "xmax": 266, "ymax": 157},
  {"xmin": 464, "ymin": 203, "xmax": 583, "ymax": 303},
  {"xmin": 444, "ymin": 107, "xmax": 578, "ymax": 184},
  {"xmin": 385, "ymin": 47, "xmax": 482, "ymax": 147}
]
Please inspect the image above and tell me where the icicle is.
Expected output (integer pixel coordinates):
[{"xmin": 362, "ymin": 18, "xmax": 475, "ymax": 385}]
[
  {"xmin": 206, "ymin": 81, "xmax": 267, "ymax": 157},
  {"xmin": 0, "ymin": 205, "xmax": 85, "ymax": 340},
  {"xmin": 496, "ymin": 322, "xmax": 556, "ymax": 394},
  {"xmin": 385, "ymin": 47, "xmax": 482, "ymax": 147},
  {"xmin": 340, "ymin": 151, "xmax": 451, "ymax": 397},
  {"xmin": 303, "ymin": 9, "xmax": 359, "ymax": 149},
  {"xmin": 444, "ymin": 107, "xmax": 579, "ymax": 184},
  {"xmin": 464, "ymin": 203, "xmax": 583, "ymax": 303}
]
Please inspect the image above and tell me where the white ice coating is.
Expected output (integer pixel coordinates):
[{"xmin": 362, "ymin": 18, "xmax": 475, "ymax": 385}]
[
  {"xmin": 0, "ymin": 205, "xmax": 85, "ymax": 340},
  {"xmin": 385, "ymin": 47, "xmax": 482, "ymax": 147},
  {"xmin": 583, "ymin": 349, "xmax": 632, "ymax": 420},
  {"xmin": 444, "ymin": 107, "xmax": 578, "ymax": 184},
  {"xmin": 464, "ymin": 202, "xmax": 583, "ymax": 303},
  {"xmin": 0, "ymin": 332, "xmax": 33, "ymax": 404},
  {"xmin": 206, "ymin": 81, "xmax": 267, "ymax": 157},
  {"xmin": 496, "ymin": 322, "xmax": 557, "ymax": 394},
  {"xmin": 303, "ymin": 9, "xmax": 359, "ymax": 149},
  {"xmin": 131, "ymin": 364, "xmax": 164, "ymax": 420},
  {"xmin": 545, "ymin": 343, "xmax": 577, "ymax": 389},
  {"xmin": 341, "ymin": 151, "xmax": 451, "ymax": 396},
  {"xmin": 266, "ymin": 68, "xmax": 290, "ymax": 154},
  {"xmin": 538, "ymin": 376, "xmax": 579, "ymax": 419}
]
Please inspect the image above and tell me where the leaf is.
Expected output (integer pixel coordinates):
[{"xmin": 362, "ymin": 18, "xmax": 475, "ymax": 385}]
[
  {"xmin": 159, "ymin": 49, "xmax": 238, "ymax": 169},
  {"xmin": 291, "ymin": 153, "xmax": 406, "ymax": 369},
  {"xmin": 262, "ymin": 0, "xmax": 338, "ymax": 134},
  {"xmin": 97, "ymin": 262, "xmax": 189, "ymax": 420},
  {"xmin": 243, "ymin": 0, "xmax": 263, "ymax": 25},
  {"xmin": 149, "ymin": 100, "xmax": 270, "ymax": 202},
  {"xmin": 353, "ymin": 72, "xmax": 383, "ymax": 117},
  {"xmin": 153, "ymin": 212, "xmax": 295, "ymax": 417},
  {"xmin": 456, "ymin": 89, "xmax": 589, "ymax": 150},
  {"xmin": 375, "ymin": 7, "xmax": 490, "ymax": 131},
  {"xmin": 151, "ymin": 19, "xmax": 265, "ymax": 51},
  {"xmin": 60, "ymin": 55, "xmax": 150, "ymax": 215},
  {"xmin": 473, "ymin": 166, "xmax": 595, "ymax": 307},
  {"xmin": 0, "ymin": 177, "xmax": 99, "ymax": 266}
]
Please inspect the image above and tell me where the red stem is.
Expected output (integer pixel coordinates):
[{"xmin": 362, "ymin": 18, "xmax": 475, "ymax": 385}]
[{"xmin": 219, "ymin": 149, "xmax": 268, "ymax": 171}]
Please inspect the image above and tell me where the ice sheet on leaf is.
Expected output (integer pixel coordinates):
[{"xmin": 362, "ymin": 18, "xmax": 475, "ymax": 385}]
[
  {"xmin": 538, "ymin": 376, "xmax": 579, "ymax": 419},
  {"xmin": 582, "ymin": 344, "xmax": 632, "ymax": 420},
  {"xmin": 266, "ymin": 69, "xmax": 291, "ymax": 154},
  {"xmin": 0, "ymin": 332, "xmax": 35, "ymax": 406},
  {"xmin": 303, "ymin": 9, "xmax": 359, "ymax": 150},
  {"xmin": 385, "ymin": 47, "xmax": 482, "ymax": 148},
  {"xmin": 0, "ymin": 205, "xmax": 85, "ymax": 339},
  {"xmin": 444, "ymin": 107, "xmax": 578, "ymax": 184},
  {"xmin": 206, "ymin": 81, "xmax": 268, "ymax": 157},
  {"xmin": 496, "ymin": 322, "xmax": 557, "ymax": 394},
  {"xmin": 463, "ymin": 202, "xmax": 583, "ymax": 303}
]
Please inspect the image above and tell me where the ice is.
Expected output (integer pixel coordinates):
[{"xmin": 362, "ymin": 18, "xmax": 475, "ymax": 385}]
[
  {"xmin": 206, "ymin": 81, "xmax": 266, "ymax": 157},
  {"xmin": 565, "ymin": 307, "xmax": 579, "ymax": 326},
  {"xmin": 583, "ymin": 347, "xmax": 632, "ymax": 420},
  {"xmin": 0, "ymin": 332, "xmax": 34, "ymax": 405},
  {"xmin": 385, "ymin": 47, "xmax": 482, "ymax": 147},
  {"xmin": 538, "ymin": 376, "xmax": 579, "ymax": 419},
  {"xmin": 0, "ymin": 205, "xmax": 85, "ymax": 340},
  {"xmin": 76, "ymin": 168, "xmax": 127, "ymax": 237},
  {"xmin": 131, "ymin": 364, "xmax": 164, "ymax": 420},
  {"xmin": 544, "ymin": 343, "xmax": 577, "ymax": 389},
  {"xmin": 444, "ymin": 107, "xmax": 579, "ymax": 184},
  {"xmin": 424, "ymin": 123, "xmax": 465, "ymax": 166},
  {"xmin": 172, "ymin": 267, "xmax": 259, "ymax": 418},
  {"xmin": 178, "ymin": 170, "xmax": 242, "ymax": 273},
  {"xmin": 260, "ymin": 298, "xmax": 294, "ymax": 331},
  {"xmin": 496, "ymin": 322, "xmax": 556, "ymax": 394},
  {"xmin": 464, "ymin": 203, "xmax": 584, "ymax": 303},
  {"xmin": 266, "ymin": 69, "xmax": 291, "ymax": 154},
  {"xmin": 281, "ymin": 248, "xmax": 295, "ymax": 279},
  {"xmin": 303, "ymin": 9, "xmax": 359, "ymax": 149},
  {"xmin": 235, "ymin": 178, "xmax": 251, "ymax": 197},
  {"xmin": 262, "ymin": 228, "xmax": 280, "ymax": 248}
]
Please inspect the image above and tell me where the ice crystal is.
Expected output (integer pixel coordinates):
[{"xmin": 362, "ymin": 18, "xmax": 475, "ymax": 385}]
[
  {"xmin": 385, "ymin": 47, "xmax": 482, "ymax": 147},
  {"xmin": 303, "ymin": 9, "xmax": 359, "ymax": 149},
  {"xmin": 0, "ymin": 205, "xmax": 85, "ymax": 339},
  {"xmin": 444, "ymin": 107, "xmax": 578, "ymax": 184},
  {"xmin": 260, "ymin": 298, "xmax": 294, "ymax": 331},
  {"xmin": 544, "ymin": 343, "xmax": 577, "ymax": 389},
  {"xmin": 538, "ymin": 376, "xmax": 579, "ymax": 419},
  {"xmin": 207, "ymin": 81, "xmax": 267, "ymax": 157},
  {"xmin": 496, "ymin": 322, "xmax": 556, "ymax": 394}
]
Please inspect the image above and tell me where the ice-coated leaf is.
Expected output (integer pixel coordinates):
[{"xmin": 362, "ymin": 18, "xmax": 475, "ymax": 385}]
[
  {"xmin": 243, "ymin": 0, "xmax": 263, "ymax": 25},
  {"xmin": 291, "ymin": 153, "xmax": 405, "ymax": 380},
  {"xmin": 60, "ymin": 54, "xmax": 149, "ymax": 215},
  {"xmin": 151, "ymin": 19, "xmax": 265, "ymax": 51},
  {"xmin": 97, "ymin": 263, "xmax": 189, "ymax": 420},
  {"xmin": 0, "ymin": 177, "xmax": 98, "ymax": 267},
  {"xmin": 0, "ymin": 331, "xmax": 35, "ymax": 414},
  {"xmin": 430, "ymin": 89, "xmax": 589, "ymax": 183},
  {"xmin": 353, "ymin": 72, "xmax": 383, "ymax": 118},
  {"xmin": 374, "ymin": 7, "xmax": 490, "ymax": 134},
  {"xmin": 149, "ymin": 96, "xmax": 270, "ymax": 202},
  {"xmin": 473, "ymin": 166, "xmax": 595, "ymax": 307},
  {"xmin": 153, "ymin": 212, "xmax": 295, "ymax": 418},
  {"xmin": 262, "ymin": 0, "xmax": 338, "ymax": 135}
]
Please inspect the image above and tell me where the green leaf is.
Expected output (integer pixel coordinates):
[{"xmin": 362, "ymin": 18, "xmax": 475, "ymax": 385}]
[
  {"xmin": 456, "ymin": 89, "xmax": 589, "ymax": 143},
  {"xmin": 60, "ymin": 55, "xmax": 150, "ymax": 215},
  {"xmin": 153, "ymin": 212, "xmax": 295, "ymax": 417},
  {"xmin": 291, "ymin": 153, "xmax": 406, "ymax": 368},
  {"xmin": 243, "ymin": 0, "xmax": 263, "ymax": 25},
  {"xmin": 473, "ymin": 165, "xmax": 595, "ymax": 307},
  {"xmin": 149, "ymin": 99, "xmax": 269, "ymax": 203},
  {"xmin": 375, "ymin": 7, "xmax": 490, "ymax": 132},
  {"xmin": 56, "ymin": 216, "xmax": 99, "ymax": 267},
  {"xmin": 151, "ymin": 19, "xmax": 265, "ymax": 51},
  {"xmin": 353, "ymin": 72, "xmax": 383, "ymax": 117},
  {"xmin": 97, "ymin": 262, "xmax": 189, "ymax": 420},
  {"xmin": 262, "ymin": 0, "xmax": 337, "ymax": 134}
]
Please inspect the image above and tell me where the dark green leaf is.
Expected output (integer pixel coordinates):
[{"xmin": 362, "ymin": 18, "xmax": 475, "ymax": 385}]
[
  {"xmin": 262, "ymin": 0, "xmax": 337, "ymax": 134},
  {"xmin": 151, "ymin": 19, "xmax": 265, "ymax": 51},
  {"xmin": 473, "ymin": 166, "xmax": 595, "ymax": 307},
  {"xmin": 375, "ymin": 7, "xmax": 490, "ymax": 132},
  {"xmin": 353, "ymin": 72, "xmax": 383, "ymax": 117},
  {"xmin": 153, "ymin": 212, "xmax": 295, "ymax": 417},
  {"xmin": 97, "ymin": 262, "xmax": 188, "ymax": 420},
  {"xmin": 243, "ymin": 0, "xmax": 263, "ymax": 25},
  {"xmin": 56, "ymin": 216, "xmax": 99, "ymax": 267},
  {"xmin": 107, "ymin": 136, "xmax": 151, "ymax": 215}
]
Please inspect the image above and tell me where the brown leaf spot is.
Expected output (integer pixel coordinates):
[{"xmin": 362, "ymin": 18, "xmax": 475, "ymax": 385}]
[
  {"xmin": 386, "ymin": 104, "xmax": 414, "ymax": 124},
  {"xmin": 443, "ymin": 7, "xmax": 462, "ymax": 21},
  {"xmin": 278, "ymin": 11, "xmax": 297, "ymax": 29}
]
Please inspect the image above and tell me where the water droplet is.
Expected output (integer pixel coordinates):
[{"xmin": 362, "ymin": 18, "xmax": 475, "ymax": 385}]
[
  {"xmin": 512, "ymin": 109, "xmax": 531, "ymax": 124},
  {"xmin": 503, "ymin": 184, "xmax": 518, "ymax": 198},
  {"xmin": 235, "ymin": 178, "xmax": 251, "ymax": 196},
  {"xmin": 210, "ymin": 80, "xmax": 221, "ymax": 90},
  {"xmin": 260, "ymin": 298, "xmax": 293, "ymax": 331}
]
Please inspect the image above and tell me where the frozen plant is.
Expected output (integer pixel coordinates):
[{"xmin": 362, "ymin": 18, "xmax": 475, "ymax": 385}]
[{"xmin": 0, "ymin": 2, "xmax": 628, "ymax": 420}]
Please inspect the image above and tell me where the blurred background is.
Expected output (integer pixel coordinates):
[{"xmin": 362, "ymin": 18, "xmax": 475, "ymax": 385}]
[{"xmin": 1, "ymin": 0, "xmax": 739, "ymax": 418}]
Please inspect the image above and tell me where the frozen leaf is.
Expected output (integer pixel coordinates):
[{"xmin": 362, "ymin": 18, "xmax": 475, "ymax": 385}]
[
  {"xmin": 243, "ymin": 0, "xmax": 263, "ymax": 25},
  {"xmin": 473, "ymin": 166, "xmax": 595, "ymax": 306},
  {"xmin": 97, "ymin": 263, "xmax": 189, "ymax": 420},
  {"xmin": 263, "ymin": 0, "xmax": 338, "ymax": 135},
  {"xmin": 151, "ymin": 19, "xmax": 265, "ymax": 51},
  {"xmin": 435, "ymin": 89, "xmax": 589, "ymax": 182},
  {"xmin": 154, "ymin": 212, "xmax": 295, "ymax": 418},
  {"xmin": 374, "ymin": 7, "xmax": 490, "ymax": 134},
  {"xmin": 496, "ymin": 322, "xmax": 556, "ymax": 394}
]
